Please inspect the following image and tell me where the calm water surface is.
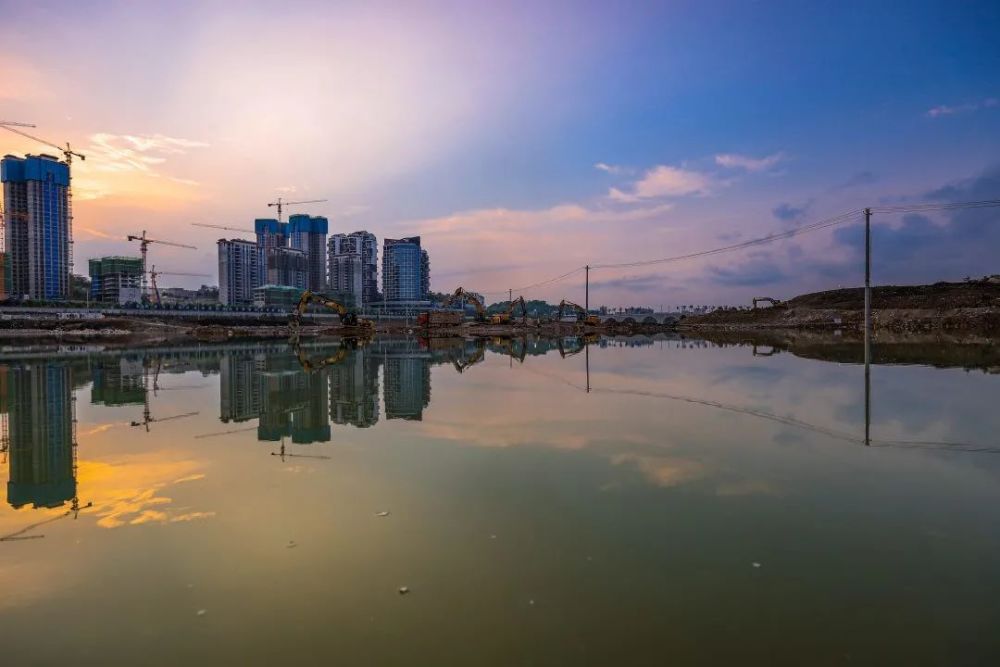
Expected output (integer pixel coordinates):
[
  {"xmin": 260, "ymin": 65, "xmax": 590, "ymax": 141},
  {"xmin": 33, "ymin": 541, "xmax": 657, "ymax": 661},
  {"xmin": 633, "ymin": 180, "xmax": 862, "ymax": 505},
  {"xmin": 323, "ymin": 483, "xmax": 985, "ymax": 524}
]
[{"xmin": 0, "ymin": 335, "xmax": 998, "ymax": 665}]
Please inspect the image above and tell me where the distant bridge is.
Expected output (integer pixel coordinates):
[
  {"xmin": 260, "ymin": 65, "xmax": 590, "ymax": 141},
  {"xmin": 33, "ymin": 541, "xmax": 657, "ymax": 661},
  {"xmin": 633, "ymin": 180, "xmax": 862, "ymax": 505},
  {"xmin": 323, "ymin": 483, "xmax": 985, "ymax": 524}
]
[{"xmin": 597, "ymin": 312, "xmax": 678, "ymax": 326}]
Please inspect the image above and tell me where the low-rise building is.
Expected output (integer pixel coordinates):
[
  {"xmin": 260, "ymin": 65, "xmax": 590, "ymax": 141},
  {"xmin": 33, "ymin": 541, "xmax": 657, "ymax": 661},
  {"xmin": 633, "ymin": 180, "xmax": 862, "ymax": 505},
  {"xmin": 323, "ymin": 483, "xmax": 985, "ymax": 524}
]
[
  {"xmin": 89, "ymin": 256, "xmax": 143, "ymax": 304},
  {"xmin": 253, "ymin": 284, "xmax": 304, "ymax": 309}
]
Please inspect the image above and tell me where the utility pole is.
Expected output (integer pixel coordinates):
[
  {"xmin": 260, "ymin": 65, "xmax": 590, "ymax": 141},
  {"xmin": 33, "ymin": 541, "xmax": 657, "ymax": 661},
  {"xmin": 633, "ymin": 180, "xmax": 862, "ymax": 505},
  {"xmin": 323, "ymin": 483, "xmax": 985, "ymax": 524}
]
[
  {"xmin": 585, "ymin": 265, "xmax": 590, "ymax": 312},
  {"xmin": 864, "ymin": 207, "xmax": 872, "ymax": 446}
]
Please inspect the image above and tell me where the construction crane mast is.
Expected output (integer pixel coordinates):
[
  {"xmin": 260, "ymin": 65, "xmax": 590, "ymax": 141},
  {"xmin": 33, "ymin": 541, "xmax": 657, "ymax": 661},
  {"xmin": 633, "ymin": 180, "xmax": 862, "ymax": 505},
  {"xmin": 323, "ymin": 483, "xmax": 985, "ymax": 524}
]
[
  {"xmin": 266, "ymin": 197, "xmax": 328, "ymax": 222},
  {"xmin": 148, "ymin": 265, "xmax": 210, "ymax": 305},
  {"xmin": 126, "ymin": 230, "xmax": 196, "ymax": 302}
]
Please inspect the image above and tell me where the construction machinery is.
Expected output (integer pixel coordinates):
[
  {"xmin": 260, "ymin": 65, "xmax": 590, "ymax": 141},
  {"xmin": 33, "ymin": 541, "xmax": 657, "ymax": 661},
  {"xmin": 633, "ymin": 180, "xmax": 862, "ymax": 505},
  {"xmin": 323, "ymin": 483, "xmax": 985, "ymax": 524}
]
[
  {"xmin": 491, "ymin": 296, "xmax": 529, "ymax": 326},
  {"xmin": 752, "ymin": 297, "xmax": 783, "ymax": 309},
  {"xmin": 267, "ymin": 197, "xmax": 328, "ymax": 221},
  {"xmin": 557, "ymin": 299, "xmax": 601, "ymax": 326},
  {"xmin": 441, "ymin": 287, "xmax": 487, "ymax": 322},
  {"xmin": 0, "ymin": 123, "xmax": 85, "ymax": 165},
  {"xmin": 126, "ymin": 230, "xmax": 197, "ymax": 301},
  {"xmin": 148, "ymin": 265, "xmax": 210, "ymax": 305},
  {"xmin": 288, "ymin": 290, "xmax": 373, "ymax": 342}
]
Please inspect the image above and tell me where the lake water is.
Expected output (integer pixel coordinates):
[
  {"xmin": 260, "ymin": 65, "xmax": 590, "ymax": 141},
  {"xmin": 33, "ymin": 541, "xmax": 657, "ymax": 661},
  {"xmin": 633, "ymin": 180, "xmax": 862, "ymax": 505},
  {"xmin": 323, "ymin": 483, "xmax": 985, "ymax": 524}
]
[{"xmin": 1, "ymin": 335, "xmax": 998, "ymax": 665}]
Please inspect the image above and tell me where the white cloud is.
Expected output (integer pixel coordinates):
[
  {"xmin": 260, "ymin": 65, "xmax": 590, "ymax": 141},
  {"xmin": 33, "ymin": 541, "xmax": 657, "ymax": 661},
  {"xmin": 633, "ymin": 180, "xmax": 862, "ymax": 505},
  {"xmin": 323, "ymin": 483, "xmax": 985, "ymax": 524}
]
[
  {"xmin": 926, "ymin": 98, "xmax": 998, "ymax": 118},
  {"xmin": 714, "ymin": 152, "xmax": 786, "ymax": 172},
  {"xmin": 609, "ymin": 165, "xmax": 711, "ymax": 202},
  {"xmin": 594, "ymin": 162, "xmax": 623, "ymax": 174},
  {"xmin": 87, "ymin": 133, "xmax": 209, "ymax": 176}
]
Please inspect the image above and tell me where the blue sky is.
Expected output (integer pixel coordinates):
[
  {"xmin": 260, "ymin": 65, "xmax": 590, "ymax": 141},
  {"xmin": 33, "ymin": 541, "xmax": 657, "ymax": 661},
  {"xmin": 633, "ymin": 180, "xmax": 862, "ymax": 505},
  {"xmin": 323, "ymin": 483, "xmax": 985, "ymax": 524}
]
[{"xmin": 2, "ymin": 0, "xmax": 998, "ymax": 305}]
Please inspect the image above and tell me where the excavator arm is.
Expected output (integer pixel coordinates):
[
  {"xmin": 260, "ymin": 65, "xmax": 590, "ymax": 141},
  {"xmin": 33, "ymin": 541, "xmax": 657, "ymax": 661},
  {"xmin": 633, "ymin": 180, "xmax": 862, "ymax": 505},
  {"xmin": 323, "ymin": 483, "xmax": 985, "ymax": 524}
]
[{"xmin": 442, "ymin": 287, "xmax": 486, "ymax": 321}]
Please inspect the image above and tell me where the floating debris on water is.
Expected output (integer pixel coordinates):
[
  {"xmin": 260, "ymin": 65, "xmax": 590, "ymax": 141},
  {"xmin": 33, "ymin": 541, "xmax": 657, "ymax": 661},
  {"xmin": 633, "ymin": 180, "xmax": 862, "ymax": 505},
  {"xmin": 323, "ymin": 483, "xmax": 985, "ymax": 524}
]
[
  {"xmin": 196, "ymin": 609, "xmax": 207, "ymax": 616},
  {"xmin": 287, "ymin": 540, "xmax": 298, "ymax": 549},
  {"xmin": 752, "ymin": 562, "xmax": 761, "ymax": 568},
  {"xmin": 398, "ymin": 586, "xmax": 410, "ymax": 595},
  {"xmin": 376, "ymin": 511, "xmax": 390, "ymax": 517}
]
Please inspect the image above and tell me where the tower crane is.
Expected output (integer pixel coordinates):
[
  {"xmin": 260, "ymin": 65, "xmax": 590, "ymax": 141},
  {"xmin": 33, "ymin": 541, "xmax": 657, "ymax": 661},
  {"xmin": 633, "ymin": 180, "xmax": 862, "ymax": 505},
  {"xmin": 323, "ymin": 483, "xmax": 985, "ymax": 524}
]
[
  {"xmin": 191, "ymin": 222, "xmax": 254, "ymax": 234},
  {"xmin": 266, "ymin": 197, "xmax": 327, "ymax": 221},
  {"xmin": 126, "ymin": 230, "xmax": 196, "ymax": 302},
  {"xmin": 147, "ymin": 265, "xmax": 210, "ymax": 305},
  {"xmin": 0, "ymin": 123, "xmax": 86, "ymax": 165}
]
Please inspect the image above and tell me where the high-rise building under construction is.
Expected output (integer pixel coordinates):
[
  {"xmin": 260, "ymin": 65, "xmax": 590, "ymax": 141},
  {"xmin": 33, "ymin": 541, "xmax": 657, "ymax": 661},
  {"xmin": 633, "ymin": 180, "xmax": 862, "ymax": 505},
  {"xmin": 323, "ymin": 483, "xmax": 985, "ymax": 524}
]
[
  {"xmin": 288, "ymin": 214, "xmax": 328, "ymax": 293},
  {"xmin": 1, "ymin": 154, "xmax": 72, "ymax": 300}
]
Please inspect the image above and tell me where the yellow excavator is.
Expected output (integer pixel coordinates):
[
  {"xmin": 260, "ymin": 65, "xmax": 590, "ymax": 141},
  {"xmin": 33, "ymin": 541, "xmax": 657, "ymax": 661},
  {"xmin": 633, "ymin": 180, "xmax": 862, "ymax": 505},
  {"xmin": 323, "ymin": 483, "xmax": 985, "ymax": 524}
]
[
  {"xmin": 289, "ymin": 290, "xmax": 373, "ymax": 342},
  {"xmin": 557, "ymin": 299, "xmax": 601, "ymax": 326},
  {"xmin": 441, "ymin": 287, "xmax": 487, "ymax": 322},
  {"xmin": 491, "ymin": 295, "xmax": 529, "ymax": 325}
]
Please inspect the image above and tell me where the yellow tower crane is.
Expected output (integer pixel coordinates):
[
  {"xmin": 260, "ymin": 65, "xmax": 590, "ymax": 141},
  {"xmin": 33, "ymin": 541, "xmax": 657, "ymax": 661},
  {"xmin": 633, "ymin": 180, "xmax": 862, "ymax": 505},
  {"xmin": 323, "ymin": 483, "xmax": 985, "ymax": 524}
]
[{"xmin": 126, "ymin": 231, "xmax": 196, "ymax": 302}]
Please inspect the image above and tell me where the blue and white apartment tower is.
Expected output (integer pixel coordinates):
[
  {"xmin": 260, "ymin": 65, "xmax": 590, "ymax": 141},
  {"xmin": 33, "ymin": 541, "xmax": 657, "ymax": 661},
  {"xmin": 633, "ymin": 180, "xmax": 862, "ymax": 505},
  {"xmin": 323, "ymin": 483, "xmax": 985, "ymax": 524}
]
[
  {"xmin": 288, "ymin": 214, "xmax": 328, "ymax": 292},
  {"xmin": 1, "ymin": 154, "xmax": 72, "ymax": 300}
]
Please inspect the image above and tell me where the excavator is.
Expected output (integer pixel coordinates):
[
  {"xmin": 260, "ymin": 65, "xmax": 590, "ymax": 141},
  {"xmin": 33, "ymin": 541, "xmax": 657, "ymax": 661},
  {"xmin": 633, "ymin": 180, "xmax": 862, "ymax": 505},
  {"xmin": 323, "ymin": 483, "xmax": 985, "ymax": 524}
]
[
  {"xmin": 557, "ymin": 299, "xmax": 601, "ymax": 326},
  {"xmin": 491, "ymin": 295, "xmax": 529, "ymax": 326},
  {"xmin": 441, "ymin": 287, "xmax": 487, "ymax": 322},
  {"xmin": 289, "ymin": 290, "xmax": 373, "ymax": 342}
]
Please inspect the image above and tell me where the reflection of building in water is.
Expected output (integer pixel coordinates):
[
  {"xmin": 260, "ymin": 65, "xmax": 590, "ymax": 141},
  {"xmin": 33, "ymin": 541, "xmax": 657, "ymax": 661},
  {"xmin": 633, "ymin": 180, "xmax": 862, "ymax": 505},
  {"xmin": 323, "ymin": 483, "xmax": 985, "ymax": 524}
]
[
  {"xmin": 376, "ymin": 339, "xmax": 432, "ymax": 421},
  {"xmin": 328, "ymin": 347, "xmax": 380, "ymax": 427},
  {"xmin": 258, "ymin": 356, "xmax": 330, "ymax": 443},
  {"xmin": 6, "ymin": 363, "xmax": 76, "ymax": 509},
  {"xmin": 90, "ymin": 357, "xmax": 146, "ymax": 406},
  {"xmin": 220, "ymin": 351, "xmax": 264, "ymax": 423}
]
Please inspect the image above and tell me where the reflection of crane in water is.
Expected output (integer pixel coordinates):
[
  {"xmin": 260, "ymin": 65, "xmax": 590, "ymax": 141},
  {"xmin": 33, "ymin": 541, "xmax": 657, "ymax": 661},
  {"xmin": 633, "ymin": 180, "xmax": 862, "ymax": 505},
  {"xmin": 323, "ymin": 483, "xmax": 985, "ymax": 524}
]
[
  {"xmin": 194, "ymin": 426, "xmax": 258, "ymax": 440},
  {"xmin": 1, "ymin": 497, "xmax": 93, "ymax": 543},
  {"xmin": 131, "ymin": 357, "xmax": 200, "ymax": 430},
  {"xmin": 271, "ymin": 437, "xmax": 331, "ymax": 462}
]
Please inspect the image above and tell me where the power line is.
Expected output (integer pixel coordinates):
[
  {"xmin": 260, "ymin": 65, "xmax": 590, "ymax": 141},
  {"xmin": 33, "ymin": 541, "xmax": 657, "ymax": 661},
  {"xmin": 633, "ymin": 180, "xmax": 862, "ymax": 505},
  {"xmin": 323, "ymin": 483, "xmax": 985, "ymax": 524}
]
[
  {"xmin": 870, "ymin": 199, "xmax": 1000, "ymax": 214},
  {"xmin": 481, "ymin": 266, "xmax": 586, "ymax": 297},
  {"xmin": 590, "ymin": 209, "xmax": 862, "ymax": 270}
]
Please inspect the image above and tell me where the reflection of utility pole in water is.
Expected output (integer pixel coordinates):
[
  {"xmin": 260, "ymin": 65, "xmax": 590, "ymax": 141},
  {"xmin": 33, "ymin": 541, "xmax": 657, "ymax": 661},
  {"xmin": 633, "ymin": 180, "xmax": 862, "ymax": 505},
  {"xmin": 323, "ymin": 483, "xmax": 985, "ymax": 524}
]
[
  {"xmin": 585, "ymin": 340, "xmax": 590, "ymax": 393},
  {"xmin": 864, "ymin": 207, "xmax": 872, "ymax": 446}
]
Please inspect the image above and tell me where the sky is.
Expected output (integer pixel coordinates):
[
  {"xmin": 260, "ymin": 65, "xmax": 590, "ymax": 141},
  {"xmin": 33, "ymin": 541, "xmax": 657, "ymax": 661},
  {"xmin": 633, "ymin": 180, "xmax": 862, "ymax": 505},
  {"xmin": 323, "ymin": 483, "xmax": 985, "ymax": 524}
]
[{"xmin": 1, "ymin": 0, "xmax": 998, "ymax": 307}]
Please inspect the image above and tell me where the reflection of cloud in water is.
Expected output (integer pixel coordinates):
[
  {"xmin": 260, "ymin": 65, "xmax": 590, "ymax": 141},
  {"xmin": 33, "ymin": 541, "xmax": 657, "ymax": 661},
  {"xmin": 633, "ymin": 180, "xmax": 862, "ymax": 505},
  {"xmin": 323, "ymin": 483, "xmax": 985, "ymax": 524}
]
[
  {"xmin": 77, "ymin": 459, "xmax": 213, "ymax": 529},
  {"xmin": 611, "ymin": 453, "xmax": 704, "ymax": 487},
  {"xmin": 715, "ymin": 479, "xmax": 781, "ymax": 497}
]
